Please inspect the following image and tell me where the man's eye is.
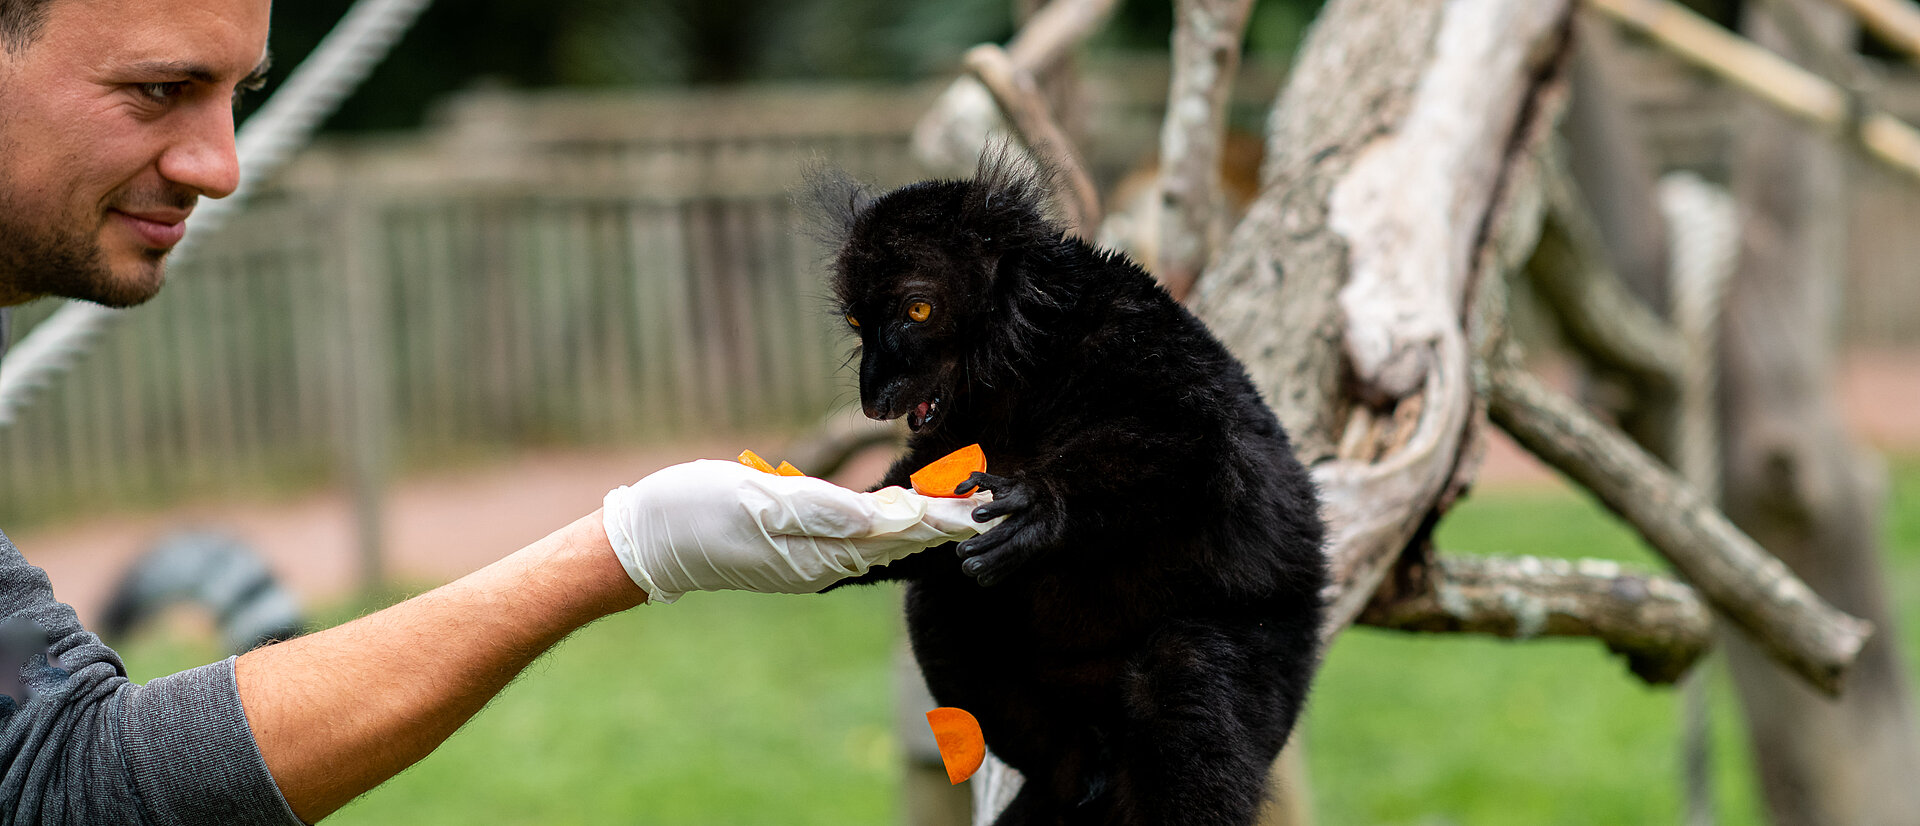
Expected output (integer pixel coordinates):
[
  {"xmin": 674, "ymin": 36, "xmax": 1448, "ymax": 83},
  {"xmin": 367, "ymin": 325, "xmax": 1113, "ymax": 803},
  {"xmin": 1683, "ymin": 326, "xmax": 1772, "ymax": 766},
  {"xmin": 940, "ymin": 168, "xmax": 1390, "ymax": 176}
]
[{"xmin": 137, "ymin": 81, "xmax": 188, "ymax": 103}]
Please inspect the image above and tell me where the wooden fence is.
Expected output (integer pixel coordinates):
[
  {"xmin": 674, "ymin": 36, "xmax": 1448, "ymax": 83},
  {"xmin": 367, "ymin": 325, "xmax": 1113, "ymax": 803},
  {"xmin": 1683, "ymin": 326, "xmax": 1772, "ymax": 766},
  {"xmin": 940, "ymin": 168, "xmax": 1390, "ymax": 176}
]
[
  {"xmin": 0, "ymin": 86, "xmax": 930, "ymax": 526},
  {"xmin": 4, "ymin": 67, "xmax": 1919, "ymax": 526}
]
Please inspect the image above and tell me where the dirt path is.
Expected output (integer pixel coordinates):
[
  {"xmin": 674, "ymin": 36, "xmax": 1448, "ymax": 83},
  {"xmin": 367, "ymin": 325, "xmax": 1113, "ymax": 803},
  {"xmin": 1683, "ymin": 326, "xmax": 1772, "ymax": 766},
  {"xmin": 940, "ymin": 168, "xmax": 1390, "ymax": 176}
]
[
  {"xmin": 11, "ymin": 349, "xmax": 1916, "ymax": 625},
  {"xmin": 13, "ymin": 436, "xmax": 900, "ymax": 623}
]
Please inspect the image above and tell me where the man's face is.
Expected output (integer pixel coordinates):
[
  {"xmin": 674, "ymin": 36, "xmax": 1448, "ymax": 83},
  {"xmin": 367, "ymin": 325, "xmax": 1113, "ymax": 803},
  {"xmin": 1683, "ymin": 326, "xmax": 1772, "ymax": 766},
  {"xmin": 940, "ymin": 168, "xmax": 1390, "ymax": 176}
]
[{"xmin": 0, "ymin": 0, "xmax": 271, "ymax": 308}]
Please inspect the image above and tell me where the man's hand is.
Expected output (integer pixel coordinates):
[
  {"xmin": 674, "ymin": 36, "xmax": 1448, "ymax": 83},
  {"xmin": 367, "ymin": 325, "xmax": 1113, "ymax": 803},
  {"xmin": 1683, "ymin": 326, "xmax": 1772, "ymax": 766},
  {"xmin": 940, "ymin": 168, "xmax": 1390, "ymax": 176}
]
[{"xmin": 603, "ymin": 460, "xmax": 992, "ymax": 603}]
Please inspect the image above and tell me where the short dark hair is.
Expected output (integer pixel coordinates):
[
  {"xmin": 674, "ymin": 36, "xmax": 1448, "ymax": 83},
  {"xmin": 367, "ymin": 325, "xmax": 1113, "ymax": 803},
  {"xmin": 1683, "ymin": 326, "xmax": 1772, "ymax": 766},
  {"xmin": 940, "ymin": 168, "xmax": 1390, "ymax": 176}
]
[{"xmin": 0, "ymin": 0, "xmax": 59, "ymax": 52}]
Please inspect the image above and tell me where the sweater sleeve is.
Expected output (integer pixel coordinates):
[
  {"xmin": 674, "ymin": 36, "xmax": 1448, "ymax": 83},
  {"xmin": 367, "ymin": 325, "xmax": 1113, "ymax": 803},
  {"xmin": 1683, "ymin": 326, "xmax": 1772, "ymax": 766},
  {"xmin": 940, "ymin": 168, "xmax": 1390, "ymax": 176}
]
[{"xmin": 0, "ymin": 529, "xmax": 302, "ymax": 825}]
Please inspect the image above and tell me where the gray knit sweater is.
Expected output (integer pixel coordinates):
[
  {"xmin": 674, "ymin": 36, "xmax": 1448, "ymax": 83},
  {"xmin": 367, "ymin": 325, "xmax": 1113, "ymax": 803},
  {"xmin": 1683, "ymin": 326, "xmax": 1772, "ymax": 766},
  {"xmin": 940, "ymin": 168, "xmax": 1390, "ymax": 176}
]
[{"xmin": 0, "ymin": 307, "xmax": 300, "ymax": 825}]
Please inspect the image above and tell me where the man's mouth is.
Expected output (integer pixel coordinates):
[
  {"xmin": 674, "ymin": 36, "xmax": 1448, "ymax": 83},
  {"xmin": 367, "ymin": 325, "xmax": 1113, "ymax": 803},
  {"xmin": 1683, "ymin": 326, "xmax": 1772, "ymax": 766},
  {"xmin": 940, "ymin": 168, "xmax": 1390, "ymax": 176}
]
[
  {"xmin": 110, "ymin": 208, "xmax": 191, "ymax": 251},
  {"xmin": 906, "ymin": 396, "xmax": 943, "ymax": 432}
]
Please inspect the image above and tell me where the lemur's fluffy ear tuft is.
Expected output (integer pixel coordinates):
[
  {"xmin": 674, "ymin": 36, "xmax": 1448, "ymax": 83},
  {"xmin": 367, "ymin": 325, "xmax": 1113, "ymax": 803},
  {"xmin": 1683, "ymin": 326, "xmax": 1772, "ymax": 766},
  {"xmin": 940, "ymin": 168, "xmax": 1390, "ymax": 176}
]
[
  {"xmin": 961, "ymin": 137, "xmax": 1068, "ymax": 247},
  {"xmin": 797, "ymin": 162, "xmax": 875, "ymax": 247}
]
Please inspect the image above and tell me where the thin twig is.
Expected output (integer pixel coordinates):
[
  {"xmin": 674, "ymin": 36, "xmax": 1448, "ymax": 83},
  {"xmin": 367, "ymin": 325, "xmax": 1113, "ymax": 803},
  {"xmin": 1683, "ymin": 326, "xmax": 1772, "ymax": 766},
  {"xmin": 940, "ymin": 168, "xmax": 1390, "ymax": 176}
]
[
  {"xmin": 964, "ymin": 44, "xmax": 1104, "ymax": 236},
  {"xmin": 1824, "ymin": 0, "xmax": 1920, "ymax": 60},
  {"xmin": 911, "ymin": 0, "xmax": 1121, "ymax": 176},
  {"xmin": 1007, "ymin": 0, "xmax": 1125, "ymax": 72},
  {"xmin": 1585, "ymin": 0, "xmax": 1920, "ymax": 182}
]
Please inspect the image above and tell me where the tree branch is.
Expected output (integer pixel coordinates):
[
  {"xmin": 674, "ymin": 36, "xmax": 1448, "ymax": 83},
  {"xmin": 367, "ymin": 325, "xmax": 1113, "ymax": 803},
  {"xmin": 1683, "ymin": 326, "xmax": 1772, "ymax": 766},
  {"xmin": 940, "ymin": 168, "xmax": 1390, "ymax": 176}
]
[
  {"xmin": 1358, "ymin": 553, "xmax": 1713, "ymax": 684},
  {"xmin": 911, "ymin": 0, "xmax": 1121, "ymax": 176},
  {"xmin": 963, "ymin": 44, "xmax": 1104, "ymax": 236},
  {"xmin": 1483, "ymin": 360, "xmax": 1874, "ymax": 695},
  {"xmin": 1156, "ymin": 0, "xmax": 1257, "ymax": 300},
  {"xmin": 1586, "ymin": 0, "xmax": 1920, "ymax": 182}
]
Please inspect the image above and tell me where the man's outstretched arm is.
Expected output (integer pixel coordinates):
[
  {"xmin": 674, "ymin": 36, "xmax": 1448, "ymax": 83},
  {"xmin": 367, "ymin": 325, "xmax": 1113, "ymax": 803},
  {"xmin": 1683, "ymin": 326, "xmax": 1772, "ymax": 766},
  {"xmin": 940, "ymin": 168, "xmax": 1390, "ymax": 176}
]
[
  {"xmin": 237, "ymin": 460, "xmax": 993, "ymax": 822},
  {"xmin": 237, "ymin": 511, "xmax": 637, "ymax": 822}
]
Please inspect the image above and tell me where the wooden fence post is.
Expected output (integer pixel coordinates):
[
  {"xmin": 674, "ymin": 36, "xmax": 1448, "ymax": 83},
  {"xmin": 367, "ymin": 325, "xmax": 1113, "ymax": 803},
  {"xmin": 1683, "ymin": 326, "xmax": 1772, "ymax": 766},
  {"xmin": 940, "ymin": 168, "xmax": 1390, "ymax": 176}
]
[{"xmin": 333, "ymin": 182, "xmax": 396, "ymax": 599}]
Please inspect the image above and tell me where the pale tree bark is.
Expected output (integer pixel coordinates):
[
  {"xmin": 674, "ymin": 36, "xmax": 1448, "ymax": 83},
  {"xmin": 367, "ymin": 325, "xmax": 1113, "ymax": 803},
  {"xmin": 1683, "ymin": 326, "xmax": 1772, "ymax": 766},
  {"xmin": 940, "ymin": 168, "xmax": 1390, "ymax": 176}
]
[
  {"xmin": 1719, "ymin": 1, "xmax": 1920, "ymax": 822},
  {"xmin": 1189, "ymin": 0, "xmax": 1578, "ymax": 638}
]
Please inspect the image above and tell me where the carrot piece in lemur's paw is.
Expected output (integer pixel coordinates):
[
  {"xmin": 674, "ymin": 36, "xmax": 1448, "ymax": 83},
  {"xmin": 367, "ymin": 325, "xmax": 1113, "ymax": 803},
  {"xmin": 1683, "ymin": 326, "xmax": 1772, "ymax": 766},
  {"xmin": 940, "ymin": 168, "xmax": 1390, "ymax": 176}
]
[
  {"xmin": 925, "ymin": 706, "xmax": 986, "ymax": 784},
  {"xmin": 911, "ymin": 444, "xmax": 987, "ymax": 498},
  {"xmin": 737, "ymin": 449, "xmax": 777, "ymax": 474},
  {"xmin": 774, "ymin": 460, "xmax": 806, "ymax": 477}
]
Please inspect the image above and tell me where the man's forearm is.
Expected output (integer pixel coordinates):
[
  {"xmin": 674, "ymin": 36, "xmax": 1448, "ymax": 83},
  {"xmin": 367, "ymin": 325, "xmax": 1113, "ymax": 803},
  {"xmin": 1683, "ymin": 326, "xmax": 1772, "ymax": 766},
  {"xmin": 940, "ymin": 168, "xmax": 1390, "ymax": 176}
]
[{"xmin": 234, "ymin": 510, "xmax": 645, "ymax": 822}]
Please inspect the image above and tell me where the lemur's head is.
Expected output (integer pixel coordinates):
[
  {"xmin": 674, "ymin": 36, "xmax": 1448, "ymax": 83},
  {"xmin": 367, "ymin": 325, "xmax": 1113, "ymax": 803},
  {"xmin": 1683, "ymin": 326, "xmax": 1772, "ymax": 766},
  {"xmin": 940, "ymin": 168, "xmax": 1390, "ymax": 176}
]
[{"xmin": 806, "ymin": 144, "xmax": 1062, "ymax": 434}]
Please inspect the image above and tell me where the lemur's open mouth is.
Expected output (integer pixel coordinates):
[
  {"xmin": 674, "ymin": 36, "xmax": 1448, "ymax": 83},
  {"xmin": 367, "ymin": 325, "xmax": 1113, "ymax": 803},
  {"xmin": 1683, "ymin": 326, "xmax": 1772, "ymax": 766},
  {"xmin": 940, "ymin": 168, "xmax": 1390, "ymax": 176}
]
[{"xmin": 906, "ymin": 396, "xmax": 942, "ymax": 432}]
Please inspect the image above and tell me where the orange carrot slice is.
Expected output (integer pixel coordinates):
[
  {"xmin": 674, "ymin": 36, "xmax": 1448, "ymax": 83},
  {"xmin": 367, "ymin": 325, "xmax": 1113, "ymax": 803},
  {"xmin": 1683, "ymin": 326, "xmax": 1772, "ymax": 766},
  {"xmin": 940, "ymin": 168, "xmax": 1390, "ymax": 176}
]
[
  {"xmin": 737, "ymin": 449, "xmax": 777, "ymax": 474},
  {"xmin": 774, "ymin": 460, "xmax": 806, "ymax": 477},
  {"xmin": 911, "ymin": 444, "xmax": 986, "ymax": 498},
  {"xmin": 925, "ymin": 707, "xmax": 986, "ymax": 784}
]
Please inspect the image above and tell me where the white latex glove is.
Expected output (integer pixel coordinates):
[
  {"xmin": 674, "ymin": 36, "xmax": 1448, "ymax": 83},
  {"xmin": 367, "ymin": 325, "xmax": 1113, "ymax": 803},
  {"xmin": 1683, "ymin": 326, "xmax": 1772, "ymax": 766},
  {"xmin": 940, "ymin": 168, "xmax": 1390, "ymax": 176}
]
[{"xmin": 604, "ymin": 459, "xmax": 995, "ymax": 603}]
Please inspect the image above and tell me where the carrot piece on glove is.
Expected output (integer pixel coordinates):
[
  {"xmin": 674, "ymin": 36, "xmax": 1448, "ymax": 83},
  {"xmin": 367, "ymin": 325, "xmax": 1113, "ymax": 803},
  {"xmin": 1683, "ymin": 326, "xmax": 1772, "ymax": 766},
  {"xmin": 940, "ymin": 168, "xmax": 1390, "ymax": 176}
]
[
  {"xmin": 910, "ymin": 444, "xmax": 986, "ymax": 498},
  {"xmin": 737, "ymin": 449, "xmax": 777, "ymax": 474}
]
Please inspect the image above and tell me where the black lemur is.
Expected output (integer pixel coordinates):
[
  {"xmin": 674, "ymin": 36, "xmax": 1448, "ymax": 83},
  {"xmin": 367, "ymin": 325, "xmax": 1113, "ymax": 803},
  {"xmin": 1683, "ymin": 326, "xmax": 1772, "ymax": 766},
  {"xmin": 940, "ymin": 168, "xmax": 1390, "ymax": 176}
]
[{"xmin": 813, "ymin": 149, "xmax": 1326, "ymax": 826}]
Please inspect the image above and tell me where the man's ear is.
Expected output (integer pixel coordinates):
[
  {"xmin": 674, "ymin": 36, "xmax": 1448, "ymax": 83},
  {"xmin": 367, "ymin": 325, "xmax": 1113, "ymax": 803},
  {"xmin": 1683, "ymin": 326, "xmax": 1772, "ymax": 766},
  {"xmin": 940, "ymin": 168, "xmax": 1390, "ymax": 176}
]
[{"xmin": 797, "ymin": 163, "xmax": 875, "ymax": 248}]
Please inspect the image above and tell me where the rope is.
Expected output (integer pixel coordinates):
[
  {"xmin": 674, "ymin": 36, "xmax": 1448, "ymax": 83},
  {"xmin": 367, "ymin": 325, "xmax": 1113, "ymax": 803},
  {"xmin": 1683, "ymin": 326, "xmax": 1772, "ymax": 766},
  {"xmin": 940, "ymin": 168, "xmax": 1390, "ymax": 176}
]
[
  {"xmin": 0, "ymin": 0, "xmax": 436, "ymax": 428},
  {"xmin": 1660, "ymin": 170, "xmax": 1740, "ymax": 826},
  {"xmin": 1663, "ymin": 172, "xmax": 1740, "ymax": 503}
]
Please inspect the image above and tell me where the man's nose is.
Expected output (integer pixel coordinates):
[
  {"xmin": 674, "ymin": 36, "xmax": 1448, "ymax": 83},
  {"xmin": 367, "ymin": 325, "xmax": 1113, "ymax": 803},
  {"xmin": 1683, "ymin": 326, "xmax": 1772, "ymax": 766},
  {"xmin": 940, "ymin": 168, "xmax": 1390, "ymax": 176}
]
[{"xmin": 157, "ymin": 102, "xmax": 241, "ymax": 200}]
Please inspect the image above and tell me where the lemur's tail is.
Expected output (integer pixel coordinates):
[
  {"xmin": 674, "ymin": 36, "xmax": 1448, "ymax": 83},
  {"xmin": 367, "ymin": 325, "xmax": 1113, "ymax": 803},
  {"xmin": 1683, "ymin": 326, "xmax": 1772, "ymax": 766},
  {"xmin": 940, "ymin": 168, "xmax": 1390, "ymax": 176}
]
[{"xmin": 100, "ymin": 532, "xmax": 304, "ymax": 655}]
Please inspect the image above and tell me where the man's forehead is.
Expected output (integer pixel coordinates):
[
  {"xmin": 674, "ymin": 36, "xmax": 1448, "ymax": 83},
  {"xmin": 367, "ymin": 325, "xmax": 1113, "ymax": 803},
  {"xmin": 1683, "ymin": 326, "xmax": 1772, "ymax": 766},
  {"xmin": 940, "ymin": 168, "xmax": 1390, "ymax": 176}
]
[{"xmin": 41, "ymin": 0, "xmax": 270, "ymax": 75}]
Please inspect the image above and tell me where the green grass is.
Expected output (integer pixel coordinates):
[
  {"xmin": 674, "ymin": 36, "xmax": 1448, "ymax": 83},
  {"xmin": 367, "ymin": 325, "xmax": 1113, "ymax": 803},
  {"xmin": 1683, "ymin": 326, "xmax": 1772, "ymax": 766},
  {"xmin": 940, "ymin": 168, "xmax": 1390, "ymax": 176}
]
[
  {"xmin": 1304, "ymin": 484, "xmax": 1764, "ymax": 826},
  {"xmin": 115, "ymin": 461, "xmax": 1920, "ymax": 825}
]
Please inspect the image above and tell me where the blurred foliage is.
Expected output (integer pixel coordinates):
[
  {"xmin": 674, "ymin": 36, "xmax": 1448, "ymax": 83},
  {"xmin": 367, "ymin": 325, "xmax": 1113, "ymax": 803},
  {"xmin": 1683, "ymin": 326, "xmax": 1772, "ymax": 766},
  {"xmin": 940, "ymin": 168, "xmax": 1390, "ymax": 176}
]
[{"xmin": 249, "ymin": 0, "xmax": 1325, "ymax": 132}]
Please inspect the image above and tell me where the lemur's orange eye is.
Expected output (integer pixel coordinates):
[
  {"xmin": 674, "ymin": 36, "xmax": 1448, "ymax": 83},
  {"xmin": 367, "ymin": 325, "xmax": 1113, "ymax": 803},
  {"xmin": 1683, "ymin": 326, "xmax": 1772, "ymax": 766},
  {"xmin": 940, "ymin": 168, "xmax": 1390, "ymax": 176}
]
[
  {"xmin": 847, "ymin": 315, "xmax": 861, "ymax": 329},
  {"xmin": 907, "ymin": 301, "xmax": 933, "ymax": 323}
]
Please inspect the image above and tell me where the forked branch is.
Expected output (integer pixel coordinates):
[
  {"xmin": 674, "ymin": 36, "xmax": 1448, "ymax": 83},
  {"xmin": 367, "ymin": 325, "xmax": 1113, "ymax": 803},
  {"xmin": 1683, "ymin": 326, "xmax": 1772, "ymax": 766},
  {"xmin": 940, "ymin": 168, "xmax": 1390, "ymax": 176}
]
[{"xmin": 1484, "ymin": 360, "xmax": 1873, "ymax": 695}]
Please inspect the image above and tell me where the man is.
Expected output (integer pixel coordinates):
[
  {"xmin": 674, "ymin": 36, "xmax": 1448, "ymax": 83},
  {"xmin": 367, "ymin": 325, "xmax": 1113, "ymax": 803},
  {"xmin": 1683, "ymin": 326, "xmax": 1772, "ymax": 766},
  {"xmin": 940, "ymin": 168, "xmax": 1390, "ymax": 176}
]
[{"xmin": 0, "ymin": 0, "xmax": 987, "ymax": 822}]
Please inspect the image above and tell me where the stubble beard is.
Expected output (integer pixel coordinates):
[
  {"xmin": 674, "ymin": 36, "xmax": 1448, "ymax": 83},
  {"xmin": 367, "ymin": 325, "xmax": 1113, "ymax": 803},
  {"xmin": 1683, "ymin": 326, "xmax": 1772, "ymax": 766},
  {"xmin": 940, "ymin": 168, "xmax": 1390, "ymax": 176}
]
[{"xmin": 0, "ymin": 191, "xmax": 170, "ymax": 310}]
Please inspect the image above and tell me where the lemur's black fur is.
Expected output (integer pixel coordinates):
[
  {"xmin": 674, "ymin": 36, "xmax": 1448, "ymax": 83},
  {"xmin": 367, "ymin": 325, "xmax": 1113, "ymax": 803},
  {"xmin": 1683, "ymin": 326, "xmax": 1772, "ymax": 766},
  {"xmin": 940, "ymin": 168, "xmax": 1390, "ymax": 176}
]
[{"xmin": 812, "ymin": 149, "xmax": 1326, "ymax": 826}]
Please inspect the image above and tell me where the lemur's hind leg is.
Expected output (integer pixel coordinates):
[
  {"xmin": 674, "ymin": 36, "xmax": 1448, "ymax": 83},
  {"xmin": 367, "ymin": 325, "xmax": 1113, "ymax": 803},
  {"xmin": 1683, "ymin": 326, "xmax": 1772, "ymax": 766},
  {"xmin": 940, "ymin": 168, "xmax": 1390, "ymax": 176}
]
[{"xmin": 1102, "ymin": 619, "xmax": 1307, "ymax": 826}]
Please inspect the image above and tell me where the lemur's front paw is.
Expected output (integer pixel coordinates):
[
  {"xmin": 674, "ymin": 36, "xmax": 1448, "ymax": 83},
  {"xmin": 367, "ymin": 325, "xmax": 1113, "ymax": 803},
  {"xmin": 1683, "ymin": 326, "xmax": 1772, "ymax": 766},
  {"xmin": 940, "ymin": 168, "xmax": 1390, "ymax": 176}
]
[{"xmin": 954, "ymin": 472, "xmax": 1059, "ymax": 586}]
